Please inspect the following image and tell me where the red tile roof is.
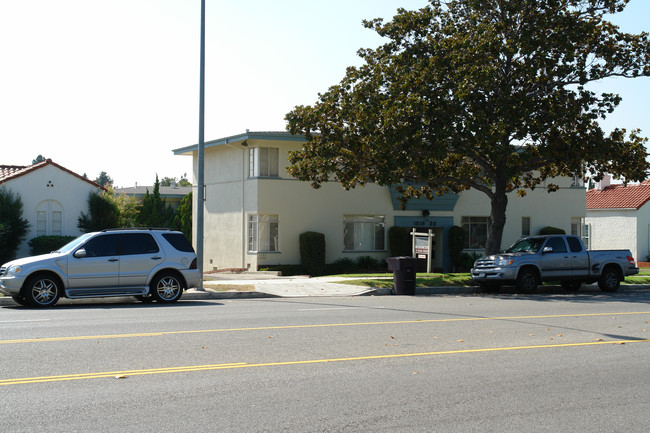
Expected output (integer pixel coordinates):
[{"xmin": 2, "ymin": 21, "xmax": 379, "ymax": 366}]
[
  {"xmin": 587, "ymin": 180, "xmax": 650, "ymax": 210},
  {"xmin": 0, "ymin": 159, "xmax": 106, "ymax": 190}
]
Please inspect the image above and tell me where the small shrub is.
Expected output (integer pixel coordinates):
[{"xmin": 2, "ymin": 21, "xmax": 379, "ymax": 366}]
[
  {"xmin": 459, "ymin": 252, "xmax": 482, "ymax": 272},
  {"xmin": 388, "ymin": 226, "xmax": 411, "ymax": 256},
  {"xmin": 260, "ymin": 265, "xmax": 307, "ymax": 276},
  {"xmin": 448, "ymin": 225, "xmax": 465, "ymax": 271},
  {"xmin": 28, "ymin": 236, "xmax": 76, "ymax": 256},
  {"xmin": 356, "ymin": 255, "xmax": 379, "ymax": 271},
  {"xmin": 299, "ymin": 231, "xmax": 326, "ymax": 276},
  {"xmin": 332, "ymin": 257, "xmax": 356, "ymax": 274},
  {"xmin": 538, "ymin": 226, "xmax": 566, "ymax": 235}
]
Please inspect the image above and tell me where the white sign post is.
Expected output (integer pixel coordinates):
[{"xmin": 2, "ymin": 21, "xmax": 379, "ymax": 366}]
[{"xmin": 411, "ymin": 229, "xmax": 435, "ymax": 273}]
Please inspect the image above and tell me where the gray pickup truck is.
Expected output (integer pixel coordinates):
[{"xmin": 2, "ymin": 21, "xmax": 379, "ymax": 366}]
[{"xmin": 470, "ymin": 235, "xmax": 639, "ymax": 292}]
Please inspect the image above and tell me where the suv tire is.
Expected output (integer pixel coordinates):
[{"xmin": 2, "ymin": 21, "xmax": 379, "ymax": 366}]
[
  {"xmin": 24, "ymin": 273, "xmax": 61, "ymax": 307},
  {"xmin": 150, "ymin": 272, "xmax": 184, "ymax": 303}
]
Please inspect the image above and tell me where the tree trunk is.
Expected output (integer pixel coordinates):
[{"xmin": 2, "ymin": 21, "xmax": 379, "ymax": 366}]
[{"xmin": 485, "ymin": 185, "xmax": 508, "ymax": 256}]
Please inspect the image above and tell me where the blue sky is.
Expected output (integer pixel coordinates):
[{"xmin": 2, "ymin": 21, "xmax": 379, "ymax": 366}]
[{"xmin": 1, "ymin": 0, "xmax": 648, "ymax": 187}]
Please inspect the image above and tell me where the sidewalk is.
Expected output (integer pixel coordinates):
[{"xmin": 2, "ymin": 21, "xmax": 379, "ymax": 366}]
[{"xmin": 0, "ymin": 273, "xmax": 394, "ymax": 307}]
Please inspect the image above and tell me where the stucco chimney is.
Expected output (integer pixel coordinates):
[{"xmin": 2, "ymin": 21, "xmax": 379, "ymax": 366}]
[{"xmin": 598, "ymin": 174, "xmax": 611, "ymax": 190}]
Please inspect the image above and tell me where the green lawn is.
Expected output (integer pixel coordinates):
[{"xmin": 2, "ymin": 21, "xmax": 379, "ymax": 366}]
[
  {"xmin": 337, "ymin": 270, "xmax": 650, "ymax": 288},
  {"xmin": 337, "ymin": 273, "xmax": 472, "ymax": 288}
]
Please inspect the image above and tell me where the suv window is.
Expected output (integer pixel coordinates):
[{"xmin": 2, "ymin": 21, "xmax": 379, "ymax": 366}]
[
  {"xmin": 120, "ymin": 233, "xmax": 159, "ymax": 255},
  {"xmin": 162, "ymin": 233, "xmax": 195, "ymax": 253},
  {"xmin": 82, "ymin": 234, "xmax": 119, "ymax": 257}
]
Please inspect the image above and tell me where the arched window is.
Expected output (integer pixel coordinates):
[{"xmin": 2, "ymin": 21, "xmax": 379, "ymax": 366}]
[{"xmin": 36, "ymin": 200, "xmax": 64, "ymax": 236}]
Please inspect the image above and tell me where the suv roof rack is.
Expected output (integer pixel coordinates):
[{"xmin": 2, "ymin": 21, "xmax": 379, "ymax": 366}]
[{"xmin": 100, "ymin": 227, "xmax": 174, "ymax": 232}]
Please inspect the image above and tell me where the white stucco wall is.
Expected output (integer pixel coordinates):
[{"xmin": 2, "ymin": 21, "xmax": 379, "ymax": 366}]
[
  {"xmin": 192, "ymin": 138, "xmax": 586, "ymax": 272},
  {"xmin": 3, "ymin": 164, "xmax": 102, "ymax": 259},
  {"xmin": 586, "ymin": 209, "xmax": 640, "ymax": 260}
]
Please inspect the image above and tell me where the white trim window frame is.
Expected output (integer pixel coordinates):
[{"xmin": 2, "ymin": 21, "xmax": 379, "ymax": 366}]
[
  {"xmin": 343, "ymin": 215, "xmax": 385, "ymax": 252},
  {"xmin": 248, "ymin": 214, "xmax": 279, "ymax": 253},
  {"xmin": 36, "ymin": 200, "xmax": 63, "ymax": 237},
  {"xmin": 248, "ymin": 147, "xmax": 279, "ymax": 178}
]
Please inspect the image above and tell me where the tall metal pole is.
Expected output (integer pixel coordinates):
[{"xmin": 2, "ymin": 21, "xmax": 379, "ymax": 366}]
[{"xmin": 196, "ymin": 0, "xmax": 206, "ymax": 290}]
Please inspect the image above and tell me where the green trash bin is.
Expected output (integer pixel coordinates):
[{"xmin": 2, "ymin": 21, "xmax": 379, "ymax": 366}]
[{"xmin": 385, "ymin": 257, "xmax": 420, "ymax": 295}]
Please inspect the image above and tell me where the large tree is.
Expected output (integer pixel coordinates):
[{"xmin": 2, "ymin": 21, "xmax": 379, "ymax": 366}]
[{"xmin": 286, "ymin": 0, "xmax": 650, "ymax": 255}]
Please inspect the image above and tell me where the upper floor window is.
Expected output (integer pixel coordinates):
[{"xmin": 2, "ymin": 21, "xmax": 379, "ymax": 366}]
[
  {"xmin": 249, "ymin": 147, "xmax": 279, "ymax": 178},
  {"xmin": 343, "ymin": 216, "xmax": 385, "ymax": 251},
  {"xmin": 462, "ymin": 216, "xmax": 489, "ymax": 249}
]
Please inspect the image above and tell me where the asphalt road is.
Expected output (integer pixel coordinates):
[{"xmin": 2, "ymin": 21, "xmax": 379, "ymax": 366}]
[{"xmin": 2, "ymin": 290, "xmax": 650, "ymax": 432}]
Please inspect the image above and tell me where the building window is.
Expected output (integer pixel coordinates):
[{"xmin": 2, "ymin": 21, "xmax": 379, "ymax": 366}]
[
  {"xmin": 582, "ymin": 223, "xmax": 591, "ymax": 250},
  {"xmin": 36, "ymin": 211, "xmax": 47, "ymax": 237},
  {"xmin": 248, "ymin": 214, "xmax": 279, "ymax": 252},
  {"xmin": 35, "ymin": 200, "xmax": 64, "ymax": 237},
  {"xmin": 462, "ymin": 216, "xmax": 489, "ymax": 249},
  {"xmin": 249, "ymin": 147, "xmax": 279, "ymax": 178},
  {"xmin": 571, "ymin": 217, "xmax": 583, "ymax": 237},
  {"xmin": 522, "ymin": 217, "xmax": 531, "ymax": 237},
  {"xmin": 343, "ymin": 216, "xmax": 385, "ymax": 251}
]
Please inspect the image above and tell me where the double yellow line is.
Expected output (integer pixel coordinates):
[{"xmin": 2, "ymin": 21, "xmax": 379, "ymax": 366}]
[{"xmin": 2, "ymin": 338, "xmax": 649, "ymax": 386}]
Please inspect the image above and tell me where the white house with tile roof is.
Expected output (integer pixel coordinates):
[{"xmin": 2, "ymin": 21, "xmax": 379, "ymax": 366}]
[
  {"xmin": 173, "ymin": 131, "xmax": 588, "ymax": 272},
  {"xmin": 0, "ymin": 159, "xmax": 105, "ymax": 259},
  {"xmin": 586, "ymin": 176, "xmax": 650, "ymax": 261}
]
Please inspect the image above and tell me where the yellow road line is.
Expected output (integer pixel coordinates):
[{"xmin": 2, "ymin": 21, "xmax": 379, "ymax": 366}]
[
  {"xmin": 2, "ymin": 339, "xmax": 649, "ymax": 386},
  {"xmin": 1, "ymin": 311, "xmax": 649, "ymax": 345}
]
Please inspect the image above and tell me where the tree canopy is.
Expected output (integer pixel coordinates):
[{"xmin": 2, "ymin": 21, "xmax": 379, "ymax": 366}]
[
  {"xmin": 94, "ymin": 171, "xmax": 114, "ymax": 187},
  {"xmin": 137, "ymin": 175, "xmax": 174, "ymax": 228},
  {"xmin": 286, "ymin": 0, "xmax": 650, "ymax": 254}
]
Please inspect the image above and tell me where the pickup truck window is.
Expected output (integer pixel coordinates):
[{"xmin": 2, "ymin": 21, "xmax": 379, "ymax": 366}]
[
  {"xmin": 566, "ymin": 237, "xmax": 583, "ymax": 253},
  {"xmin": 546, "ymin": 237, "xmax": 567, "ymax": 253},
  {"xmin": 506, "ymin": 238, "xmax": 545, "ymax": 253}
]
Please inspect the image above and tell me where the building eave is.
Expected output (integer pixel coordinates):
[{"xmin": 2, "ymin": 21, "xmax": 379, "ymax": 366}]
[{"xmin": 172, "ymin": 131, "xmax": 307, "ymax": 155}]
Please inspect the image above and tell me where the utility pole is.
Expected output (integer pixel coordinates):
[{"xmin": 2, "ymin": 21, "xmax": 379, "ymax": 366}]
[{"xmin": 196, "ymin": 0, "xmax": 206, "ymax": 291}]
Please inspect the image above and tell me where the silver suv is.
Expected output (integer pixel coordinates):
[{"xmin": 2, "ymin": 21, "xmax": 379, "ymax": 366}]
[{"xmin": 0, "ymin": 228, "xmax": 201, "ymax": 307}]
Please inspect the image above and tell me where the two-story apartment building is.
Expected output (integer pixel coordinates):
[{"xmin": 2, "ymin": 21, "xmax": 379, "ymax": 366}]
[{"xmin": 173, "ymin": 131, "xmax": 587, "ymax": 272}]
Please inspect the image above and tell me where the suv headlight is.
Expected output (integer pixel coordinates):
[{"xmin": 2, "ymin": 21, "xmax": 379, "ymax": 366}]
[
  {"xmin": 7, "ymin": 265, "xmax": 23, "ymax": 276},
  {"xmin": 496, "ymin": 258, "xmax": 513, "ymax": 267}
]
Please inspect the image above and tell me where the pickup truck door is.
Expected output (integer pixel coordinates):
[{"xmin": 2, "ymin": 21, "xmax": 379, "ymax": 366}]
[
  {"xmin": 566, "ymin": 236, "xmax": 590, "ymax": 278},
  {"xmin": 539, "ymin": 237, "xmax": 571, "ymax": 279}
]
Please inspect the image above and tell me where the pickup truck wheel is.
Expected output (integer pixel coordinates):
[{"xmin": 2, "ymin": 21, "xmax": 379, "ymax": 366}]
[
  {"xmin": 23, "ymin": 274, "xmax": 61, "ymax": 307},
  {"xmin": 598, "ymin": 267, "xmax": 621, "ymax": 292},
  {"xmin": 516, "ymin": 269, "xmax": 538, "ymax": 293},
  {"xmin": 150, "ymin": 273, "xmax": 184, "ymax": 303},
  {"xmin": 561, "ymin": 281, "xmax": 582, "ymax": 291}
]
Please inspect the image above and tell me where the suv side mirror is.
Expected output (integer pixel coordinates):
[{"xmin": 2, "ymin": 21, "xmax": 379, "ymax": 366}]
[
  {"xmin": 74, "ymin": 249, "xmax": 87, "ymax": 258},
  {"xmin": 542, "ymin": 246, "xmax": 553, "ymax": 254}
]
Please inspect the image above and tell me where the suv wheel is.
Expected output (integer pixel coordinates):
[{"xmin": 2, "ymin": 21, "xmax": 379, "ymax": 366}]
[
  {"xmin": 24, "ymin": 274, "xmax": 61, "ymax": 307},
  {"xmin": 151, "ymin": 273, "xmax": 184, "ymax": 303}
]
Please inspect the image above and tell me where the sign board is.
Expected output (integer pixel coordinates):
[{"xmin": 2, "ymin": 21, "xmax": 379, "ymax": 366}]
[{"xmin": 414, "ymin": 235, "xmax": 429, "ymax": 255}]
